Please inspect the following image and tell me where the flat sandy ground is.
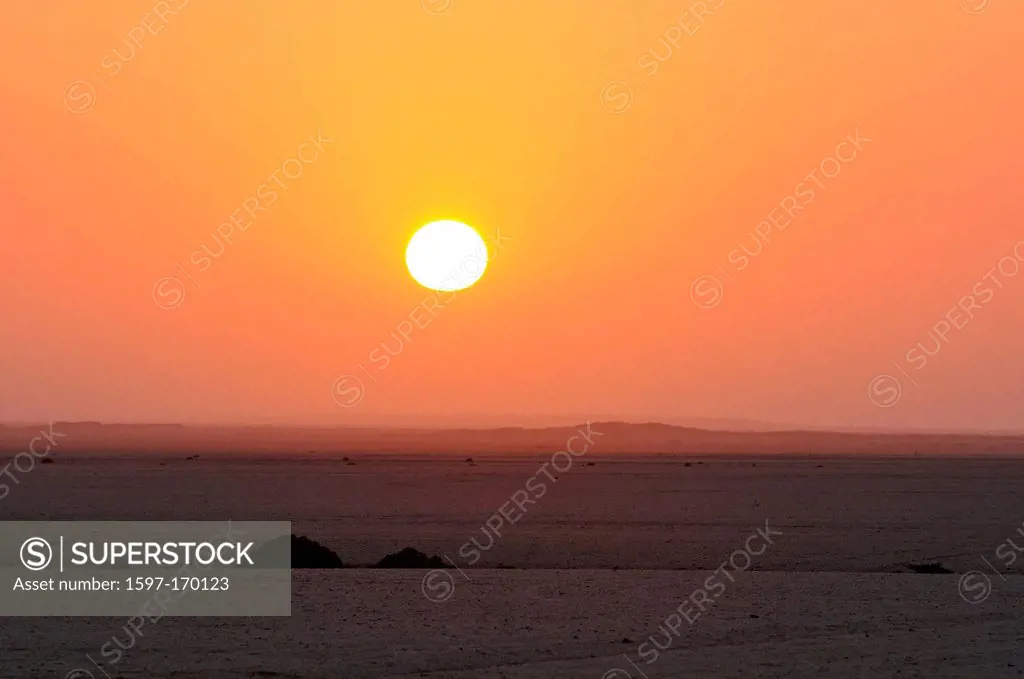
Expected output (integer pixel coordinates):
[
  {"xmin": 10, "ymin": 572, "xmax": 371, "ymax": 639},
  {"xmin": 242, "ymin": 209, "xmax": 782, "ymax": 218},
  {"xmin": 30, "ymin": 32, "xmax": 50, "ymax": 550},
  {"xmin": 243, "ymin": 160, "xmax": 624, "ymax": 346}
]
[
  {"xmin": 1, "ymin": 455, "xmax": 1023, "ymax": 677},
  {"xmin": 2, "ymin": 571, "xmax": 1022, "ymax": 678}
]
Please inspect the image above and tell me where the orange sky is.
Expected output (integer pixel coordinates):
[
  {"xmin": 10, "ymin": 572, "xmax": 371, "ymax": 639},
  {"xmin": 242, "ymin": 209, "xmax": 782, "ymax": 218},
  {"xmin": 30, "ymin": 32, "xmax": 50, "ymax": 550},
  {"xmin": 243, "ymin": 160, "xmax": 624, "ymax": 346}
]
[{"xmin": 2, "ymin": 1, "xmax": 1023, "ymax": 430}]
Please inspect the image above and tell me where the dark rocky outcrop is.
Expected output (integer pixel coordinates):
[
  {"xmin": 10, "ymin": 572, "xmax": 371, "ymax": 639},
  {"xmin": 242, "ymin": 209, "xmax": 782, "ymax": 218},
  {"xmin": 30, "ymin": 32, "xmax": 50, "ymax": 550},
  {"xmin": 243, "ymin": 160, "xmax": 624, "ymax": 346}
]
[
  {"xmin": 290, "ymin": 535, "xmax": 344, "ymax": 568},
  {"xmin": 252, "ymin": 534, "xmax": 344, "ymax": 568},
  {"xmin": 905, "ymin": 562, "xmax": 953, "ymax": 574},
  {"xmin": 374, "ymin": 547, "xmax": 448, "ymax": 569}
]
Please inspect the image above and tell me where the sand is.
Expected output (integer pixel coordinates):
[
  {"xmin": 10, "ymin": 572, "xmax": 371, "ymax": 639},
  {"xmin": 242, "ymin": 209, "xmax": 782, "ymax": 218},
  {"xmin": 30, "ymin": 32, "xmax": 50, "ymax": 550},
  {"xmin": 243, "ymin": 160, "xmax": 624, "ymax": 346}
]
[
  {"xmin": 2, "ymin": 571, "xmax": 1022, "ymax": 677},
  {"xmin": 5, "ymin": 455, "xmax": 1023, "ymax": 573},
  {"xmin": 1, "ymin": 455, "xmax": 1022, "ymax": 676}
]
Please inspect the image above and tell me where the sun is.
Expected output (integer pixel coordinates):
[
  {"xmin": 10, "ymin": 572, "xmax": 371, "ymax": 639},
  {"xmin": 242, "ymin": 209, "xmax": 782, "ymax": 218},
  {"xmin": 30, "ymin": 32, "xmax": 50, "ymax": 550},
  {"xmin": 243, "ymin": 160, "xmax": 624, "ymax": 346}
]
[{"xmin": 406, "ymin": 220, "xmax": 489, "ymax": 292}]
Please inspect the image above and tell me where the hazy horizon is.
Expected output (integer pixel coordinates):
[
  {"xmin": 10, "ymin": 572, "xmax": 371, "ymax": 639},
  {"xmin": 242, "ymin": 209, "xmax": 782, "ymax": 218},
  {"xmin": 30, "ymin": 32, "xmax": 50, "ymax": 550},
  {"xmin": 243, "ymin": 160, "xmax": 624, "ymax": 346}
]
[{"xmin": 6, "ymin": 416, "xmax": 1024, "ymax": 436}]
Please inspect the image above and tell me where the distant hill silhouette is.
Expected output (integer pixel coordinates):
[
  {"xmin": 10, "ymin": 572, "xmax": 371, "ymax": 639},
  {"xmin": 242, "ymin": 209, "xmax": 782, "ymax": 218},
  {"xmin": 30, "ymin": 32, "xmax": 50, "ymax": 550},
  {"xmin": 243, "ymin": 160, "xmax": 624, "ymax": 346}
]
[{"xmin": 2, "ymin": 421, "xmax": 1024, "ymax": 456}]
